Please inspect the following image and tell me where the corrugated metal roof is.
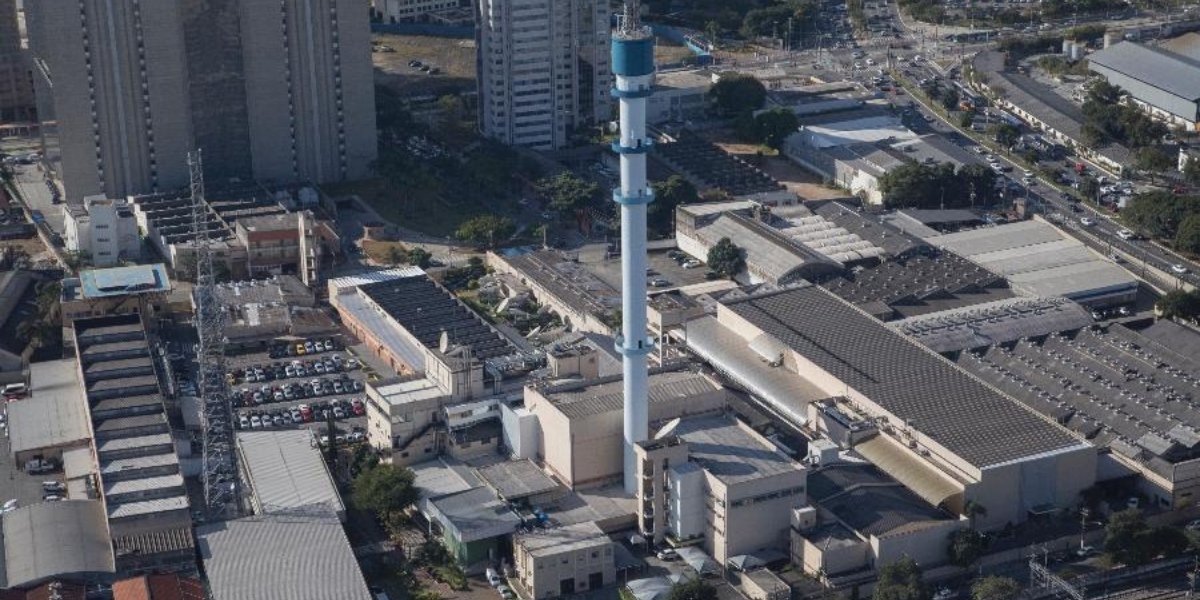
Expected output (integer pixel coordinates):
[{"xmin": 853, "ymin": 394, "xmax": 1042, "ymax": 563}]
[
  {"xmin": 198, "ymin": 514, "xmax": 372, "ymax": 600},
  {"xmin": 103, "ymin": 474, "xmax": 184, "ymax": 498},
  {"xmin": 1089, "ymin": 41, "xmax": 1200, "ymax": 101},
  {"xmin": 237, "ymin": 430, "xmax": 344, "ymax": 517},
  {"xmin": 515, "ymin": 521, "xmax": 609, "ymax": 557},
  {"xmin": 107, "ymin": 495, "xmax": 189, "ymax": 519},
  {"xmin": 2, "ymin": 500, "xmax": 114, "ymax": 588},
  {"xmin": 853, "ymin": 436, "xmax": 964, "ymax": 509},
  {"xmin": 10, "ymin": 359, "xmax": 90, "ymax": 454}
]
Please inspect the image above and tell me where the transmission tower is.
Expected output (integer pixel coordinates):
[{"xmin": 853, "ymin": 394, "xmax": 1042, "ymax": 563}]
[{"xmin": 190, "ymin": 150, "xmax": 239, "ymax": 518}]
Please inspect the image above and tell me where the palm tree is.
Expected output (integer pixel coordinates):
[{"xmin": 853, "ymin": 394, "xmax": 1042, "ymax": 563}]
[{"xmin": 965, "ymin": 500, "xmax": 988, "ymax": 531}]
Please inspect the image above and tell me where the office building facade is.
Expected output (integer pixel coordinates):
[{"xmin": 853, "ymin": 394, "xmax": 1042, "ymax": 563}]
[
  {"xmin": 475, "ymin": 0, "xmax": 611, "ymax": 150},
  {"xmin": 26, "ymin": 0, "xmax": 376, "ymax": 202}
]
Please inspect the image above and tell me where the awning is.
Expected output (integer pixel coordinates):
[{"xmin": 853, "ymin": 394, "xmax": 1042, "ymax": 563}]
[
  {"xmin": 727, "ymin": 555, "xmax": 763, "ymax": 571},
  {"xmin": 627, "ymin": 577, "xmax": 674, "ymax": 600},
  {"xmin": 854, "ymin": 436, "xmax": 964, "ymax": 508},
  {"xmin": 677, "ymin": 546, "xmax": 720, "ymax": 576}
]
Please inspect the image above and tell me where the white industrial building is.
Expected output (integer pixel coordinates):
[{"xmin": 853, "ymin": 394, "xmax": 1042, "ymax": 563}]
[
  {"xmin": 1088, "ymin": 35, "xmax": 1200, "ymax": 131},
  {"xmin": 237, "ymin": 430, "xmax": 346, "ymax": 521},
  {"xmin": 475, "ymin": 0, "xmax": 612, "ymax": 149},
  {"xmin": 927, "ymin": 219, "xmax": 1139, "ymax": 307},
  {"xmin": 677, "ymin": 284, "xmax": 1097, "ymax": 531},
  {"xmin": 64, "ymin": 196, "xmax": 140, "ymax": 266}
]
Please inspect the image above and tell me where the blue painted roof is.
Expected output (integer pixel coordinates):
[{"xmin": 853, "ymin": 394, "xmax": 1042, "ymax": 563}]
[{"xmin": 79, "ymin": 264, "xmax": 170, "ymax": 298}]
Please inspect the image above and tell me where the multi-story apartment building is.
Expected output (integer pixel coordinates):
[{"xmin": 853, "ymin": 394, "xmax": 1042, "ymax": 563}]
[
  {"xmin": 25, "ymin": 0, "xmax": 377, "ymax": 202},
  {"xmin": 376, "ymin": 0, "xmax": 461, "ymax": 23},
  {"xmin": 64, "ymin": 196, "xmax": 142, "ymax": 266},
  {"xmin": 475, "ymin": 0, "xmax": 611, "ymax": 149}
]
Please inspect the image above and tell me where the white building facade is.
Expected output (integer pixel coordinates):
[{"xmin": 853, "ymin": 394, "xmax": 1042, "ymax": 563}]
[
  {"xmin": 475, "ymin": 0, "xmax": 612, "ymax": 149},
  {"xmin": 64, "ymin": 196, "xmax": 140, "ymax": 266}
]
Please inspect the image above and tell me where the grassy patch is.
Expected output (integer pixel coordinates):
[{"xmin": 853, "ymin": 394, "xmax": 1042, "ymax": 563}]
[
  {"xmin": 326, "ymin": 177, "xmax": 485, "ymax": 238},
  {"xmin": 362, "ymin": 240, "xmax": 408, "ymax": 265}
]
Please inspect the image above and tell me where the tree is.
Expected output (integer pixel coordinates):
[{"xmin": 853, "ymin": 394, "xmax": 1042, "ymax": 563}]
[
  {"xmin": 948, "ymin": 529, "xmax": 986, "ymax": 567},
  {"xmin": 1184, "ymin": 156, "xmax": 1200, "ymax": 186},
  {"xmin": 880, "ymin": 162, "xmax": 998, "ymax": 209},
  {"xmin": 535, "ymin": 172, "xmax": 599, "ymax": 212},
  {"xmin": 964, "ymin": 500, "xmax": 988, "ymax": 531},
  {"xmin": 351, "ymin": 464, "xmax": 419, "ymax": 519},
  {"xmin": 1175, "ymin": 214, "xmax": 1200, "ymax": 255},
  {"xmin": 1121, "ymin": 191, "xmax": 1200, "ymax": 239},
  {"xmin": 667, "ymin": 579, "xmax": 718, "ymax": 600},
  {"xmin": 989, "ymin": 123, "xmax": 1020, "ymax": 148},
  {"xmin": 1134, "ymin": 147, "xmax": 1174, "ymax": 181},
  {"xmin": 872, "ymin": 557, "xmax": 925, "ymax": 600},
  {"xmin": 386, "ymin": 246, "xmax": 406, "ymax": 266},
  {"xmin": 455, "ymin": 215, "xmax": 515, "ymax": 248},
  {"xmin": 406, "ymin": 246, "xmax": 432, "ymax": 269},
  {"xmin": 958, "ymin": 109, "xmax": 976, "ymax": 129},
  {"xmin": 971, "ymin": 576, "xmax": 1022, "ymax": 600},
  {"xmin": 1156, "ymin": 289, "xmax": 1200, "ymax": 322},
  {"xmin": 939, "ymin": 87, "xmax": 961, "ymax": 112},
  {"xmin": 1101, "ymin": 509, "xmax": 1185, "ymax": 565},
  {"xmin": 704, "ymin": 21, "xmax": 721, "ymax": 49},
  {"xmin": 649, "ymin": 175, "xmax": 698, "ymax": 234},
  {"xmin": 709, "ymin": 73, "xmax": 766, "ymax": 116},
  {"xmin": 707, "ymin": 237, "xmax": 744, "ymax": 279},
  {"xmin": 700, "ymin": 189, "xmax": 731, "ymax": 203},
  {"xmin": 754, "ymin": 107, "xmax": 800, "ymax": 149}
]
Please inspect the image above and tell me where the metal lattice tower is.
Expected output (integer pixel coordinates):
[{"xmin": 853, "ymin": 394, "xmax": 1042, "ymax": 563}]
[
  {"xmin": 1030, "ymin": 555, "xmax": 1086, "ymax": 600},
  {"xmin": 190, "ymin": 151, "xmax": 239, "ymax": 517}
]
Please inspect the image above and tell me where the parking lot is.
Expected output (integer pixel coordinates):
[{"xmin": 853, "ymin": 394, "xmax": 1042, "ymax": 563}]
[
  {"xmin": 584, "ymin": 248, "xmax": 716, "ymax": 293},
  {"xmin": 217, "ymin": 337, "xmax": 372, "ymax": 443}
]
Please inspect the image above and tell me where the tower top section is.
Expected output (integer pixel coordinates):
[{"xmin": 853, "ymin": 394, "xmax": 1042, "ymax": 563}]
[
  {"xmin": 612, "ymin": 1, "xmax": 655, "ymax": 78},
  {"xmin": 615, "ymin": 1, "xmax": 652, "ymax": 41}
]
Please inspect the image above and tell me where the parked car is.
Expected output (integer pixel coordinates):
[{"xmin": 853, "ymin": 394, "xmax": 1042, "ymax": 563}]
[{"xmin": 656, "ymin": 548, "xmax": 678, "ymax": 561}]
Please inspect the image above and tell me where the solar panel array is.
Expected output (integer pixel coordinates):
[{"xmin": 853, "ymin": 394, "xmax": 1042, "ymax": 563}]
[
  {"xmin": 654, "ymin": 131, "xmax": 785, "ymax": 196},
  {"xmin": 726, "ymin": 286, "xmax": 1083, "ymax": 468},
  {"xmin": 359, "ymin": 275, "xmax": 518, "ymax": 361}
]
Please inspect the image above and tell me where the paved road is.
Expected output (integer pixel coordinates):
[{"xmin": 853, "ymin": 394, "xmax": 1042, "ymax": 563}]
[{"xmin": 11, "ymin": 163, "xmax": 65, "ymax": 233}]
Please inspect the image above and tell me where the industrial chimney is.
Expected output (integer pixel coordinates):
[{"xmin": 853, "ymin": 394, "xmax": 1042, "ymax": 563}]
[{"xmin": 611, "ymin": 0, "xmax": 656, "ymax": 494}]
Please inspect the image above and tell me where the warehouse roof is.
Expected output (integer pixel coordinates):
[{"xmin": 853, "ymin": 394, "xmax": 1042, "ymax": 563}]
[
  {"xmin": 724, "ymin": 285, "xmax": 1086, "ymax": 468},
  {"xmin": 237, "ymin": 430, "xmax": 344, "ymax": 517},
  {"xmin": 675, "ymin": 414, "xmax": 805, "ymax": 485},
  {"xmin": 541, "ymin": 368, "xmax": 720, "ymax": 419},
  {"xmin": 2, "ymin": 500, "xmax": 114, "ymax": 588},
  {"xmin": 335, "ymin": 292, "xmax": 427, "ymax": 370},
  {"xmin": 1089, "ymin": 41, "xmax": 1200, "ymax": 102},
  {"xmin": 427, "ymin": 487, "xmax": 521, "ymax": 544},
  {"xmin": 112, "ymin": 573, "xmax": 206, "ymax": 600},
  {"xmin": 198, "ymin": 514, "xmax": 371, "ymax": 600},
  {"xmin": 10, "ymin": 359, "xmax": 90, "ymax": 455},
  {"xmin": 515, "ymin": 521, "xmax": 610, "ymax": 557},
  {"xmin": 476, "ymin": 459, "xmax": 560, "ymax": 501},
  {"xmin": 929, "ymin": 220, "xmax": 1137, "ymax": 301}
]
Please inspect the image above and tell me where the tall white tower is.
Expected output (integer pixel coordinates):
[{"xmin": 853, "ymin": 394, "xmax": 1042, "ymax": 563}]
[{"xmin": 611, "ymin": 1, "xmax": 656, "ymax": 495}]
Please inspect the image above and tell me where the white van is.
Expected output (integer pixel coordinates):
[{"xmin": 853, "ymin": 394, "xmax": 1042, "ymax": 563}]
[
  {"xmin": 486, "ymin": 568, "xmax": 502, "ymax": 587},
  {"xmin": 2, "ymin": 383, "xmax": 26, "ymax": 397}
]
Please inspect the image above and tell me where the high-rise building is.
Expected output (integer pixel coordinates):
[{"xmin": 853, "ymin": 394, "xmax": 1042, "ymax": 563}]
[
  {"xmin": 475, "ymin": 0, "xmax": 611, "ymax": 150},
  {"xmin": 25, "ymin": 0, "xmax": 377, "ymax": 203},
  {"xmin": 0, "ymin": 0, "xmax": 34, "ymax": 123}
]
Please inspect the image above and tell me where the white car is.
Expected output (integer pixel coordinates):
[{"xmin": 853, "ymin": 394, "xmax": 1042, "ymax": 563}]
[
  {"xmin": 2, "ymin": 499, "xmax": 18, "ymax": 512},
  {"xmin": 1171, "ymin": 264, "xmax": 1190, "ymax": 274},
  {"xmin": 1186, "ymin": 519, "xmax": 1200, "ymax": 531},
  {"xmin": 934, "ymin": 589, "xmax": 955, "ymax": 600},
  {"xmin": 1079, "ymin": 217, "xmax": 1095, "ymax": 227},
  {"xmin": 250, "ymin": 415, "xmax": 263, "ymax": 429},
  {"xmin": 1116, "ymin": 229, "xmax": 1135, "ymax": 240},
  {"xmin": 656, "ymin": 548, "xmax": 679, "ymax": 561}
]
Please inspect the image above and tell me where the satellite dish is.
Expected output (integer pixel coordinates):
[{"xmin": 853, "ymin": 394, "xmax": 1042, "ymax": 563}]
[{"xmin": 654, "ymin": 418, "xmax": 681, "ymax": 440}]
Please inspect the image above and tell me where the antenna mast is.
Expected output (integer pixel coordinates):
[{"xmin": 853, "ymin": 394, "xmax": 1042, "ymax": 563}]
[{"xmin": 190, "ymin": 150, "xmax": 239, "ymax": 518}]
